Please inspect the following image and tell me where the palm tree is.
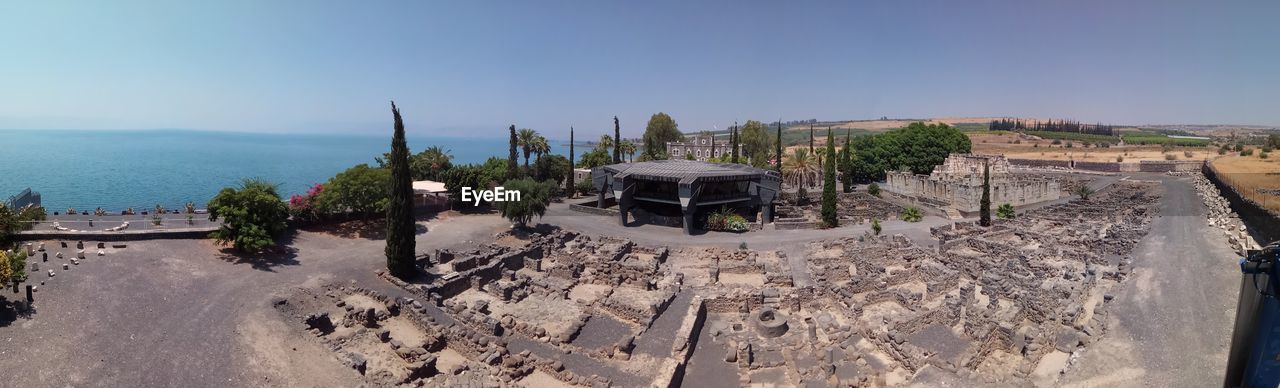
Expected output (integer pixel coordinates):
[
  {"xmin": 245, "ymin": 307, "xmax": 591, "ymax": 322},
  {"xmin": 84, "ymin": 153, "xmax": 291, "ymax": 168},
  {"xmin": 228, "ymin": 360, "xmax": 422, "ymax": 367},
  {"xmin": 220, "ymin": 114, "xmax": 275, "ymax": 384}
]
[
  {"xmin": 531, "ymin": 136, "xmax": 550, "ymax": 163},
  {"xmin": 783, "ymin": 148, "xmax": 821, "ymax": 188},
  {"xmin": 619, "ymin": 140, "xmax": 636, "ymax": 162},
  {"xmin": 414, "ymin": 146, "xmax": 453, "ymax": 180},
  {"xmin": 517, "ymin": 128, "xmax": 538, "ymax": 168},
  {"xmin": 597, "ymin": 134, "xmax": 614, "ymax": 154}
]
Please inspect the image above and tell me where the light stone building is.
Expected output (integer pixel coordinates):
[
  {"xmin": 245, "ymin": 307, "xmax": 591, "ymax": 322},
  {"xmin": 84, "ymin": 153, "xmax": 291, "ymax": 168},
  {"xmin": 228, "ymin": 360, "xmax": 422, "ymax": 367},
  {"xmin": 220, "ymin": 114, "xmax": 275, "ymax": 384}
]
[
  {"xmin": 883, "ymin": 154, "xmax": 1060, "ymax": 215},
  {"xmin": 666, "ymin": 134, "xmax": 742, "ymax": 162}
]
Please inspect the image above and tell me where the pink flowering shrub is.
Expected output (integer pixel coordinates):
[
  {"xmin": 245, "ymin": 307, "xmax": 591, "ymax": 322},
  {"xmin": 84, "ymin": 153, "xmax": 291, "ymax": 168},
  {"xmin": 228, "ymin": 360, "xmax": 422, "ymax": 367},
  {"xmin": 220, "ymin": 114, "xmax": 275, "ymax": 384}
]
[{"xmin": 288, "ymin": 183, "xmax": 325, "ymax": 223}]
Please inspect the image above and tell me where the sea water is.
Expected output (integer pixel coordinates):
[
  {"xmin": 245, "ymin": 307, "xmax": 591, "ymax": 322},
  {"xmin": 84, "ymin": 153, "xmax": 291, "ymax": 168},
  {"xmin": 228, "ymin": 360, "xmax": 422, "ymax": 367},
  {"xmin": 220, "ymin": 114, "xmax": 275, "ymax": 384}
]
[{"xmin": 0, "ymin": 129, "xmax": 571, "ymax": 211}]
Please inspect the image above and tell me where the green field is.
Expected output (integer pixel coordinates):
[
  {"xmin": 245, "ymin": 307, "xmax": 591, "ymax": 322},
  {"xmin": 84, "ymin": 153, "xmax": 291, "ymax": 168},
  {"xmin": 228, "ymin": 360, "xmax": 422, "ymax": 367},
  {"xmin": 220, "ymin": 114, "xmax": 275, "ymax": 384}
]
[
  {"xmin": 1024, "ymin": 131, "xmax": 1120, "ymax": 143},
  {"xmin": 1019, "ymin": 130, "xmax": 1210, "ymax": 146}
]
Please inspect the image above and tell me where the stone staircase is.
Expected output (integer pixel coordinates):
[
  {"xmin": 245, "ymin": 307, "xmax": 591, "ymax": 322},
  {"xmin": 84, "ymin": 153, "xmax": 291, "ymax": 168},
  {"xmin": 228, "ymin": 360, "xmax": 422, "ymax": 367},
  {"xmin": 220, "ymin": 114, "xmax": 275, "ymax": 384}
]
[{"xmin": 942, "ymin": 207, "xmax": 964, "ymax": 220}]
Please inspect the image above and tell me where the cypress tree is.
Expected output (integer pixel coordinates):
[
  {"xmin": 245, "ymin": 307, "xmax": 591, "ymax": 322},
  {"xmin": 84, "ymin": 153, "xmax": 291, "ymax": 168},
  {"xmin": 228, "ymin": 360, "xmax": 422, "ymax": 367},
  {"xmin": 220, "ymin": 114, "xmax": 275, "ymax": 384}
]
[
  {"xmin": 613, "ymin": 116, "xmax": 621, "ymax": 164},
  {"xmin": 731, "ymin": 122, "xmax": 740, "ymax": 164},
  {"xmin": 775, "ymin": 121, "xmax": 783, "ymax": 173},
  {"xmin": 507, "ymin": 125, "xmax": 519, "ymax": 180},
  {"xmin": 568, "ymin": 126, "xmax": 575, "ymax": 198},
  {"xmin": 708, "ymin": 130, "xmax": 716, "ymax": 161},
  {"xmin": 385, "ymin": 101, "xmax": 416, "ymax": 279},
  {"xmin": 842, "ymin": 130, "xmax": 853, "ymax": 193},
  {"xmin": 809, "ymin": 124, "xmax": 814, "ymax": 154},
  {"xmin": 821, "ymin": 127, "xmax": 838, "ymax": 228},
  {"xmin": 979, "ymin": 161, "xmax": 992, "ymax": 227}
]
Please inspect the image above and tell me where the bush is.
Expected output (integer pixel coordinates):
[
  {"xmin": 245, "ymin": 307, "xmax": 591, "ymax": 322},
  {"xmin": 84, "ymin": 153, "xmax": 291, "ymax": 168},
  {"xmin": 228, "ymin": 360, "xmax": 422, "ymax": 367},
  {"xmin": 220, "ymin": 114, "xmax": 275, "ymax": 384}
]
[
  {"xmin": 996, "ymin": 203, "xmax": 1016, "ymax": 219},
  {"xmin": 1164, "ymin": 154, "xmax": 1177, "ymax": 160},
  {"xmin": 867, "ymin": 183, "xmax": 881, "ymax": 197},
  {"xmin": 871, "ymin": 218, "xmax": 882, "ymax": 235},
  {"xmin": 288, "ymin": 183, "xmax": 325, "ymax": 224},
  {"xmin": 901, "ymin": 207, "xmax": 923, "ymax": 222},
  {"xmin": 496, "ymin": 178, "xmax": 552, "ymax": 228},
  {"xmin": 207, "ymin": 179, "xmax": 290, "ymax": 253},
  {"xmin": 317, "ymin": 164, "xmax": 391, "ymax": 218},
  {"xmin": 1116, "ymin": 156, "xmax": 1124, "ymax": 163},
  {"xmin": 1261, "ymin": 152, "xmax": 1270, "ymax": 159},
  {"xmin": 1183, "ymin": 151, "xmax": 1194, "ymax": 158},
  {"xmin": 1242, "ymin": 149, "xmax": 1255, "ymax": 156},
  {"xmin": 575, "ymin": 179, "xmax": 594, "ymax": 196},
  {"xmin": 1051, "ymin": 139, "xmax": 1062, "ymax": 145},
  {"xmin": 738, "ymin": 242, "xmax": 748, "ymax": 250},
  {"xmin": 705, "ymin": 207, "xmax": 749, "ymax": 233}
]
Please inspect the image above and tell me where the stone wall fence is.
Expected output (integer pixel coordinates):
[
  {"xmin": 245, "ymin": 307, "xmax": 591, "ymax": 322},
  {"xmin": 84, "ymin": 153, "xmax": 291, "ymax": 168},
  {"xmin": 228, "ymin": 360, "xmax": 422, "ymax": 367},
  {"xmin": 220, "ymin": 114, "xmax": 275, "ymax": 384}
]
[{"xmin": 1203, "ymin": 161, "xmax": 1280, "ymax": 244}]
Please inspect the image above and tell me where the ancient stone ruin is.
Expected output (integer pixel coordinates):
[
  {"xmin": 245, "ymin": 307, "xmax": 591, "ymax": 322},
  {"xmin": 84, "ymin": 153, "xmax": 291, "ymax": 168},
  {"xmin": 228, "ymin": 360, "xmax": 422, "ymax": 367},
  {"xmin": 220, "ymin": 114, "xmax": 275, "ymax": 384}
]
[{"xmin": 884, "ymin": 154, "xmax": 1061, "ymax": 215}]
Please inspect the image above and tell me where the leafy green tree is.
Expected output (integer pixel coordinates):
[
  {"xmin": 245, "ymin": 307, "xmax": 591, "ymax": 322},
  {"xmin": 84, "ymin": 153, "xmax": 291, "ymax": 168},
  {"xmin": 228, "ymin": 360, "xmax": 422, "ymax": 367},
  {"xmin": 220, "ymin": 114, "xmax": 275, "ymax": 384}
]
[
  {"xmin": 871, "ymin": 218, "xmax": 882, "ymax": 236},
  {"xmin": 821, "ymin": 128, "xmax": 838, "ymax": 228},
  {"xmin": 207, "ymin": 178, "xmax": 290, "ymax": 252},
  {"xmin": 7, "ymin": 249, "xmax": 26, "ymax": 283},
  {"xmin": 642, "ymin": 112, "xmax": 680, "ymax": 160},
  {"xmin": 317, "ymin": 164, "xmax": 391, "ymax": 217},
  {"xmin": 902, "ymin": 207, "xmax": 923, "ymax": 222},
  {"xmin": 739, "ymin": 120, "xmax": 774, "ymax": 167},
  {"xmin": 578, "ymin": 148, "xmax": 612, "ymax": 168},
  {"xmin": 979, "ymin": 162, "xmax": 991, "ymax": 227},
  {"xmin": 386, "ymin": 102, "xmax": 417, "ymax": 279},
  {"xmin": 497, "ymin": 178, "xmax": 552, "ymax": 228},
  {"xmin": 851, "ymin": 122, "xmax": 971, "ymax": 181},
  {"xmin": 533, "ymin": 154, "xmax": 572, "ymax": 188},
  {"xmin": 0, "ymin": 251, "xmax": 11, "ymax": 286},
  {"xmin": 442, "ymin": 164, "xmax": 491, "ymax": 206},
  {"xmin": 997, "ymin": 203, "xmax": 1016, "ymax": 219},
  {"xmin": 0, "ymin": 205, "xmax": 16, "ymax": 244}
]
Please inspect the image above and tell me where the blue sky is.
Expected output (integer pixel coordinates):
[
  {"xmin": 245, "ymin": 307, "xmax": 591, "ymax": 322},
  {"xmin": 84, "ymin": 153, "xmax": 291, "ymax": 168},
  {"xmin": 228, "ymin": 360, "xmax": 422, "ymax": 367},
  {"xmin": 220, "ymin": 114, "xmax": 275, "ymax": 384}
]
[{"xmin": 1, "ymin": 0, "xmax": 1277, "ymax": 138}]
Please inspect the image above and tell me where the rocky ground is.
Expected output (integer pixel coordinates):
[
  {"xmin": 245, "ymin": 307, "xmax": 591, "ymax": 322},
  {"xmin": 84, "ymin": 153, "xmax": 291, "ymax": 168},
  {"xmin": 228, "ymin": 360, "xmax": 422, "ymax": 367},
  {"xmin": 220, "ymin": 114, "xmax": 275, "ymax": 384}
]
[{"xmin": 0, "ymin": 173, "xmax": 1249, "ymax": 387}]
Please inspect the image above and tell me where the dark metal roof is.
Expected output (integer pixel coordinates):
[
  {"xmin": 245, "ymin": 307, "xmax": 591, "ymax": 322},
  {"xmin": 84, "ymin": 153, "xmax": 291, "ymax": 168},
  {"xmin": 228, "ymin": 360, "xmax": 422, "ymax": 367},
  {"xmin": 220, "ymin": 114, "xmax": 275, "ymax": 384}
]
[{"xmin": 600, "ymin": 159, "xmax": 778, "ymax": 183}]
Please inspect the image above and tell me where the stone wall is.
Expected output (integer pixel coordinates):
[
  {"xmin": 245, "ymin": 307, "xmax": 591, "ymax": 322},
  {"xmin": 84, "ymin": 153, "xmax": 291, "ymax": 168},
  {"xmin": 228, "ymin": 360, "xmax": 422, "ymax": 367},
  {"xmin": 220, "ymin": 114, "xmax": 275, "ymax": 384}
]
[
  {"xmin": 1008, "ymin": 159, "xmax": 1072, "ymax": 169},
  {"xmin": 1203, "ymin": 163, "xmax": 1280, "ymax": 244},
  {"xmin": 884, "ymin": 172, "xmax": 1059, "ymax": 213}
]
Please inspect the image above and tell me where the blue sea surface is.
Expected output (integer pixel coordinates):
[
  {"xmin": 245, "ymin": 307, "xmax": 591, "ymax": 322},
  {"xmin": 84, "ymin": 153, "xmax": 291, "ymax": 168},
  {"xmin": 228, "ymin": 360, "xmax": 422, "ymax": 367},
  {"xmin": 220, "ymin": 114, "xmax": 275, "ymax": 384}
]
[{"xmin": 0, "ymin": 129, "xmax": 569, "ymax": 211}]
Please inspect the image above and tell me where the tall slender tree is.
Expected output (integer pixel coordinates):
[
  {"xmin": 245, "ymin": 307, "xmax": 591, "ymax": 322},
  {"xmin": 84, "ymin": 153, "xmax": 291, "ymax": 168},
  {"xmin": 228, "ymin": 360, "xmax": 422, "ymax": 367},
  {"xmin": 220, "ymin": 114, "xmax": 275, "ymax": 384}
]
[
  {"xmin": 821, "ymin": 127, "xmax": 838, "ymax": 228},
  {"xmin": 841, "ymin": 130, "xmax": 853, "ymax": 193},
  {"xmin": 809, "ymin": 124, "xmax": 815, "ymax": 154},
  {"xmin": 731, "ymin": 122, "xmax": 740, "ymax": 164},
  {"xmin": 979, "ymin": 161, "xmax": 992, "ymax": 227},
  {"xmin": 385, "ymin": 101, "xmax": 416, "ymax": 279},
  {"xmin": 507, "ymin": 125, "xmax": 519, "ymax": 180},
  {"xmin": 568, "ymin": 126, "xmax": 575, "ymax": 198},
  {"xmin": 775, "ymin": 120, "xmax": 783, "ymax": 173},
  {"xmin": 708, "ymin": 130, "xmax": 717, "ymax": 160},
  {"xmin": 613, "ymin": 116, "xmax": 621, "ymax": 164}
]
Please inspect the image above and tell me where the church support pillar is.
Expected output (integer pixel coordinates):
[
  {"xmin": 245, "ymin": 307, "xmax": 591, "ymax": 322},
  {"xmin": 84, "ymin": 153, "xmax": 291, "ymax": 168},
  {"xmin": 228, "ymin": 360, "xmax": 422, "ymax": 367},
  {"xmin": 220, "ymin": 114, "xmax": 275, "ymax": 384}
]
[{"xmin": 679, "ymin": 182, "xmax": 701, "ymax": 235}]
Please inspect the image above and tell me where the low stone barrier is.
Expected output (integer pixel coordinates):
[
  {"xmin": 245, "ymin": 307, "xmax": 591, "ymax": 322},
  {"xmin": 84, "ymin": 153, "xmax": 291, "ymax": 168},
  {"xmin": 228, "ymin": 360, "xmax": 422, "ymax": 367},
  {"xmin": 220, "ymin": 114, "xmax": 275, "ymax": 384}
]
[
  {"xmin": 16, "ymin": 227, "xmax": 217, "ymax": 242},
  {"xmin": 1203, "ymin": 163, "xmax": 1280, "ymax": 245}
]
